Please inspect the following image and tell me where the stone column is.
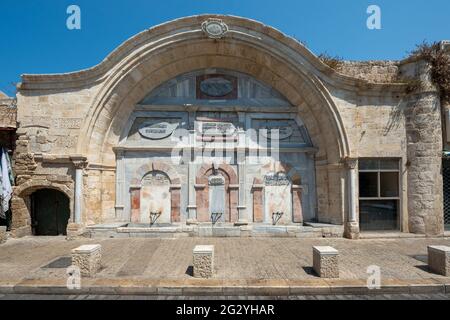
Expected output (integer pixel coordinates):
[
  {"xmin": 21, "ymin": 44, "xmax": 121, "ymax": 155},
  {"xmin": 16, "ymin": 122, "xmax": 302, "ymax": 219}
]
[
  {"xmin": 236, "ymin": 153, "xmax": 248, "ymax": 225},
  {"xmin": 402, "ymin": 59, "xmax": 444, "ymax": 235},
  {"xmin": 71, "ymin": 156, "xmax": 87, "ymax": 224},
  {"xmin": 130, "ymin": 185, "xmax": 141, "ymax": 224},
  {"xmin": 344, "ymin": 158, "xmax": 360, "ymax": 239},
  {"xmin": 67, "ymin": 156, "xmax": 87, "ymax": 239},
  {"xmin": 187, "ymin": 162, "xmax": 198, "ymax": 224},
  {"xmin": 252, "ymin": 180, "xmax": 264, "ymax": 223},
  {"xmin": 186, "ymin": 110, "xmax": 197, "ymax": 224},
  {"xmin": 115, "ymin": 150, "xmax": 125, "ymax": 220},
  {"xmin": 170, "ymin": 185, "xmax": 181, "ymax": 223},
  {"xmin": 292, "ymin": 185, "xmax": 303, "ymax": 223}
]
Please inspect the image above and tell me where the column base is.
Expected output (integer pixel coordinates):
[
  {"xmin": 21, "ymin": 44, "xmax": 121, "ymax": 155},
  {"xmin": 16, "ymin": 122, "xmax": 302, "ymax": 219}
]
[
  {"xmin": 186, "ymin": 219, "xmax": 199, "ymax": 225},
  {"xmin": 66, "ymin": 223, "xmax": 86, "ymax": 240},
  {"xmin": 344, "ymin": 222, "xmax": 360, "ymax": 240},
  {"xmin": 234, "ymin": 219, "xmax": 249, "ymax": 226}
]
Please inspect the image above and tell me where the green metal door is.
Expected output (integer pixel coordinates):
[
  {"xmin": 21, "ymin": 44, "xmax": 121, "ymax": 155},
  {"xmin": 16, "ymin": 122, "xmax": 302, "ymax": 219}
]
[{"xmin": 31, "ymin": 189, "xmax": 70, "ymax": 236}]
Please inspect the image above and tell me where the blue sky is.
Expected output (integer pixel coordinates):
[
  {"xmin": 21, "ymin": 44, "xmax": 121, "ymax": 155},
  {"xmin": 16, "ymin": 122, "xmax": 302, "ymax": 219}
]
[{"xmin": 0, "ymin": 0, "xmax": 449, "ymax": 96}]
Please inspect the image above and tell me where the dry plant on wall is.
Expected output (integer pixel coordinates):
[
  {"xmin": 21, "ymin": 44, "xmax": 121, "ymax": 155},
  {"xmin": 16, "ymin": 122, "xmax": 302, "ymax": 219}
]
[
  {"xmin": 409, "ymin": 41, "xmax": 450, "ymax": 104},
  {"xmin": 318, "ymin": 53, "xmax": 344, "ymax": 71}
]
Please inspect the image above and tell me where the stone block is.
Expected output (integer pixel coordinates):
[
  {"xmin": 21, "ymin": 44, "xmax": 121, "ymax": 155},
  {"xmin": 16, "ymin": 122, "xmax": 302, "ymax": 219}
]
[
  {"xmin": 0, "ymin": 226, "xmax": 7, "ymax": 244},
  {"xmin": 313, "ymin": 246, "xmax": 339, "ymax": 278},
  {"xmin": 428, "ymin": 246, "xmax": 450, "ymax": 276},
  {"xmin": 193, "ymin": 245, "xmax": 214, "ymax": 278},
  {"xmin": 72, "ymin": 244, "xmax": 102, "ymax": 277}
]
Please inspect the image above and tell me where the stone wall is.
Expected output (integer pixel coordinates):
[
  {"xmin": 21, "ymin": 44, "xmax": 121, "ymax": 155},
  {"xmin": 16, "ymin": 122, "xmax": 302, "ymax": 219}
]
[
  {"xmin": 0, "ymin": 100, "xmax": 16, "ymax": 129},
  {"xmin": 338, "ymin": 61, "xmax": 399, "ymax": 83}
]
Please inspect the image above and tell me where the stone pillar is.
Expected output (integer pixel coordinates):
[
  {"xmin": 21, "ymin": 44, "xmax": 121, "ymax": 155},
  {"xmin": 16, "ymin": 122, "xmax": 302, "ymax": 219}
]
[
  {"xmin": 252, "ymin": 180, "xmax": 264, "ymax": 223},
  {"xmin": 68, "ymin": 156, "xmax": 87, "ymax": 239},
  {"xmin": 193, "ymin": 245, "xmax": 214, "ymax": 278},
  {"xmin": 428, "ymin": 245, "xmax": 450, "ymax": 276},
  {"xmin": 72, "ymin": 244, "xmax": 102, "ymax": 277},
  {"xmin": 115, "ymin": 150, "xmax": 125, "ymax": 220},
  {"xmin": 236, "ymin": 153, "xmax": 248, "ymax": 226},
  {"xmin": 187, "ymin": 162, "xmax": 198, "ymax": 224},
  {"xmin": 75, "ymin": 168, "xmax": 83, "ymax": 224},
  {"xmin": 313, "ymin": 246, "xmax": 339, "ymax": 278},
  {"xmin": 130, "ymin": 185, "xmax": 141, "ymax": 224},
  {"xmin": 292, "ymin": 185, "xmax": 303, "ymax": 223},
  {"xmin": 344, "ymin": 158, "xmax": 360, "ymax": 239},
  {"xmin": 195, "ymin": 183, "xmax": 209, "ymax": 222},
  {"xmin": 170, "ymin": 185, "xmax": 181, "ymax": 223},
  {"xmin": 229, "ymin": 184, "xmax": 239, "ymax": 223},
  {"xmin": 236, "ymin": 114, "xmax": 248, "ymax": 225},
  {"xmin": 403, "ymin": 60, "xmax": 444, "ymax": 235}
]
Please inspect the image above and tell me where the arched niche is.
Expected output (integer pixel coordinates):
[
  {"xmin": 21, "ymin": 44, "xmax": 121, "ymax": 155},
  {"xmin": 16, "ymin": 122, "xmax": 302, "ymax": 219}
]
[
  {"xmin": 252, "ymin": 161, "xmax": 303, "ymax": 225},
  {"xmin": 195, "ymin": 163, "xmax": 238, "ymax": 223},
  {"xmin": 129, "ymin": 162, "xmax": 181, "ymax": 224}
]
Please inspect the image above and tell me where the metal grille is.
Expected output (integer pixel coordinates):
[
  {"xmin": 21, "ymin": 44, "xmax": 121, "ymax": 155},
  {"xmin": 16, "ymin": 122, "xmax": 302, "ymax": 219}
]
[{"xmin": 443, "ymin": 159, "xmax": 450, "ymax": 229}]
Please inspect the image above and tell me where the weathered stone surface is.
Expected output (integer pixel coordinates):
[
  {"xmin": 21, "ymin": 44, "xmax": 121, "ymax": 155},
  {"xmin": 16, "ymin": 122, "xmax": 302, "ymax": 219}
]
[
  {"xmin": 72, "ymin": 244, "xmax": 102, "ymax": 277},
  {"xmin": 428, "ymin": 246, "xmax": 450, "ymax": 276},
  {"xmin": 0, "ymin": 226, "xmax": 7, "ymax": 244},
  {"xmin": 313, "ymin": 246, "xmax": 339, "ymax": 278},
  {"xmin": 402, "ymin": 60, "xmax": 444, "ymax": 236},
  {"xmin": 193, "ymin": 245, "xmax": 214, "ymax": 278}
]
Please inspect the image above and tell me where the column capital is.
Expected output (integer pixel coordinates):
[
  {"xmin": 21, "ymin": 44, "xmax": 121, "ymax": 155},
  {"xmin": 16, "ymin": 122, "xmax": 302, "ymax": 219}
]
[
  {"xmin": 344, "ymin": 157, "xmax": 358, "ymax": 170},
  {"xmin": 71, "ymin": 155, "xmax": 88, "ymax": 169}
]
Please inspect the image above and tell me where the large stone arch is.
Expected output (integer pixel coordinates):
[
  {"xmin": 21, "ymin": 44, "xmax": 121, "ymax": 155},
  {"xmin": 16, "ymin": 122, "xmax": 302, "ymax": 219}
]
[
  {"xmin": 11, "ymin": 181, "xmax": 74, "ymax": 237},
  {"xmin": 130, "ymin": 161, "xmax": 181, "ymax": 185},
  {"xmin": 57, "ymin": 15, "xmax": 353, "ymax": 224},
  {"xmin": 76, "ymin": 16, "xmax": 349, "ymax": 166}
]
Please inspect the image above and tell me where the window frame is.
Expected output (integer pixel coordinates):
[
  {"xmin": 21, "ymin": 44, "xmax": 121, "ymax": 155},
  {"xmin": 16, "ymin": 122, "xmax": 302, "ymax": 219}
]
[
  {"xmin": 358, "ymin": 158, "xmax": 402, "ymax": 231},
  {"xmin": 358, "ymin": 159, "xmax": 400, "ymax": 201}
]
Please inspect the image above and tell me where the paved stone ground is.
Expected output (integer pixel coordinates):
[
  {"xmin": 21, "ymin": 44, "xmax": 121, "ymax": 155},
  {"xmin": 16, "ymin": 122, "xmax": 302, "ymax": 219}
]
[
  {"xmin": 0, "ymin": 236, "xmax": 450, "ymax": 283},
  {"xmin": 1, "ymin": 293, "xmax": 449, "ymax": 300}
]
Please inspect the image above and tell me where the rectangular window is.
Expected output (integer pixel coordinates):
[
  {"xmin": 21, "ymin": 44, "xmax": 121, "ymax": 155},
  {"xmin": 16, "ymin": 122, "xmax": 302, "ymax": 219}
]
[{"xmin": 359, "ymin": 159, "xmax": 400, "ymax": 231}]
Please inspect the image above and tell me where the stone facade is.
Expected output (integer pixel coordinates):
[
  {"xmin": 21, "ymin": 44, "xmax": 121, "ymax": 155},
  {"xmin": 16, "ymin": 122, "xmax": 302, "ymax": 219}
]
[{"xmin": 9, "ymin": 15, "xmax": 448, "ymax": 238}]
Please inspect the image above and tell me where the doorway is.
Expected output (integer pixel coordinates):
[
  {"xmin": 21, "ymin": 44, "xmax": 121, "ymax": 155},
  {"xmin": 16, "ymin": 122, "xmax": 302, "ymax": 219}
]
[
  {"xmin": 31, "ymin": 189, "xmax": 70, "ymax": 236},
  {"xmin": 443, "ymin": 159, "xmax": 450, "ymax": 231}
]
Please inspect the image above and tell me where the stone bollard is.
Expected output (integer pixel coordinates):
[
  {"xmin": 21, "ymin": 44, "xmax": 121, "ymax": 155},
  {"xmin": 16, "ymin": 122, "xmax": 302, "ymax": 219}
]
[
  {"xmin": 313, "ymin": 246, "xmax": 339, "ymax": 278},
  {"xmin": 71, "ymin": 244, "xmax": 102, "ymax": 277},
  {"xmin": 0, "ymin": 226, "xmax": 7, "ymax": 244},
  {"xmin": 193, "ymin": 245, "xmax": 214, "ymax": 278},
  {"xmin": 428, "ymin": 246, "xmax": 450, "ymax": 276}
]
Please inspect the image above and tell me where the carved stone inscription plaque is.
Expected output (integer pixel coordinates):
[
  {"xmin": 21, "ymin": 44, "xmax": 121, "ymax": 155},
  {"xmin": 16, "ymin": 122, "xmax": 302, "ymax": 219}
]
[
  {"xmin": 264, "ymin": 172, "xmax": 290, "ymax": 186},
  {"xmin": 139, "ymin": 121, "xmax": 178, "ymax": 140},
  {"xmin": 201, "ymin": 122, "xmax": 236, "ymax": 136}
]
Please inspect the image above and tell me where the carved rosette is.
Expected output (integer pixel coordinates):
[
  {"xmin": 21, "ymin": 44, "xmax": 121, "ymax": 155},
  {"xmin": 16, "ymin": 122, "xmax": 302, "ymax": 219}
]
[{"xmin": 202, "ymin": 19, "xmax": 229, "ymax": 39}]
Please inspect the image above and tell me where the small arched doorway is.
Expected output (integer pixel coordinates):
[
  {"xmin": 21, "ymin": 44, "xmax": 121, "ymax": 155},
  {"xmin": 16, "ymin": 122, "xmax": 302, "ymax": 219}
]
[{"xmin": 30, "ymin": 189, "xmax": 70, "ymax": 236}]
